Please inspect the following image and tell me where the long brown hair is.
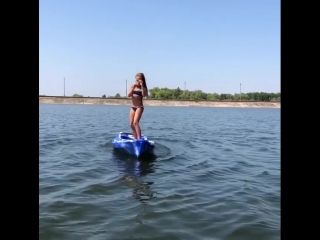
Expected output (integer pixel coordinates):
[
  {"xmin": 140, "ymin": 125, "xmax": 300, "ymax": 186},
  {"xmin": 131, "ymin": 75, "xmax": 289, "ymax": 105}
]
[{"xmin": 136, "ymin": 73, "xmax": 148, "ymax": 91}]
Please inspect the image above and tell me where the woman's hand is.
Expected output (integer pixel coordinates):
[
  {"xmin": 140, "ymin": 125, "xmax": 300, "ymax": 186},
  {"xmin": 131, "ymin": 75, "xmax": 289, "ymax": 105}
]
[{"xmin": 130, "ymin": 84, "xmax": 136, "ymax": 89}]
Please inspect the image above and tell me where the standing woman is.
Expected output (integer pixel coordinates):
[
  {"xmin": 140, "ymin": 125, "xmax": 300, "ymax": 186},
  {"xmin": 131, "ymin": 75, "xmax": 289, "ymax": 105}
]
[{"xmin": 127, "ymin": 73, "xmax": 148, "ymax": 139}]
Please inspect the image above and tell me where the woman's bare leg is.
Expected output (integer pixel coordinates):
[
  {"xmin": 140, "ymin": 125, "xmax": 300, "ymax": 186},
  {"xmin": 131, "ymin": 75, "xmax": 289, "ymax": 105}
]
[
  {"xmin": 129, "ymin": 108, "xmax": 137, "ymax": 139},
  {"xmin": 133, "ymin": 107, "xmax": 144, "ymax": 139}
]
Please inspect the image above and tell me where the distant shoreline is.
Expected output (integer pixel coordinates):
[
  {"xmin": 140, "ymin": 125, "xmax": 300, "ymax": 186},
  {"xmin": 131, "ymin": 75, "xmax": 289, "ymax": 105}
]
[{"xmin": 39, "ymin": 96, "xmax": 280, "ymax": 108}]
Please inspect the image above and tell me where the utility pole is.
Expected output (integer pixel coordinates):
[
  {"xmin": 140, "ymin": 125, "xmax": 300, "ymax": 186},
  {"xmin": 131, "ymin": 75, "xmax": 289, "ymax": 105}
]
[
  {"xmin": 64, "ymin": 77, "xmax": 65, "ymax": 97},
  {"xmin": 240, "ymin": 83, "xmax": 241, "ymax": 101},
  {"xmin": 126, "ymin": 79, "xmax": 127, "ymax": 97},
  {"xmin": 184, "ymin": 81, "xmax": 186, "ymax": 91}
]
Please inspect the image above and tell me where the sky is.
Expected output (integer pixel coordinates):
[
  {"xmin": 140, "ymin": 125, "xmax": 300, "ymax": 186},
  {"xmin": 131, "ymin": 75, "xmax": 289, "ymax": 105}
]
[{"xmin": 39, "ymin": 0, "xmax": 280, "ymax": 97}]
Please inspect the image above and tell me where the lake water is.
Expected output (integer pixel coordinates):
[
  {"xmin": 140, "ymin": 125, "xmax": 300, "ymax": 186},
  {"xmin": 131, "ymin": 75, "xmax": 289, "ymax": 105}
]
[{"xmin": 39, "ymin": 104, "xmax": 280, "ymax": 240}]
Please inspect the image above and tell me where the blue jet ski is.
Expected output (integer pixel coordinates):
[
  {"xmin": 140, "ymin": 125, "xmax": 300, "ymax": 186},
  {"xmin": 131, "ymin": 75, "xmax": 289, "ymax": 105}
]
[{"xmin": 112, "ymin": 132, "xmax": 155, "ymax": 157}]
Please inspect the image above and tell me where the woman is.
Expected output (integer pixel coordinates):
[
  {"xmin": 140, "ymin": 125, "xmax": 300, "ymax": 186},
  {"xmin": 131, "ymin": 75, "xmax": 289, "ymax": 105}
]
[{"xmin": 127, "ymin": 73, "xmax": 148, "ymax": 139}]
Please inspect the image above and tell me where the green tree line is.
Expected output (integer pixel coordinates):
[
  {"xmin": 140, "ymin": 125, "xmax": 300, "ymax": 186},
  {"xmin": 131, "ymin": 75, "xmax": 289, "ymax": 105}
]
[
  {"xmin": 40, "ymin": 87, "xmax": 280, "ymax": 102},
  {"xmin": 147, "ymin": 87, "xmax": 280, "ymax": 101}
]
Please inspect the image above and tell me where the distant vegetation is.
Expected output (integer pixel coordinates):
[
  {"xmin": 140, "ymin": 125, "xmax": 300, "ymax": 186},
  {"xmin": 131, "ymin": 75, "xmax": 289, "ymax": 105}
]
[
  {"xmin": 102, "ymin": 93, "xmax": 121, "ymax": 98},
  {"xmin": 72, "ymin": 94, "xmax": 83, "ymax": 97},
  {"xmin": 40, "ymin": 87, "xmax": 281, "ymax": 102},
  {"xmin": 109, "ymin": 87, "xmax": 281, "ymax": 102}
]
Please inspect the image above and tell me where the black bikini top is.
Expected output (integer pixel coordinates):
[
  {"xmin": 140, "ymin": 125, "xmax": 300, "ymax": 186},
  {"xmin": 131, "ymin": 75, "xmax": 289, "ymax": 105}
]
[{"xmin": 133, "ymin": 90, "xmax": 142, "ymax": 96}]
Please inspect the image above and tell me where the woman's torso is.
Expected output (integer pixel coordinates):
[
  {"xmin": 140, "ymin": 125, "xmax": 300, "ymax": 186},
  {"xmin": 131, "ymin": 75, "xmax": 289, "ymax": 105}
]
[{"xmin": 132, "ymin": 87, "xmax": 144, "ymax": 107}]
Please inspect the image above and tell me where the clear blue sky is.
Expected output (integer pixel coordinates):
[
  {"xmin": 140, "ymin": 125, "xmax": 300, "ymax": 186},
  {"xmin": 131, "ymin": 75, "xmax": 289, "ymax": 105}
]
[{"xmin": 39, "ymin": 0, "xmax": 280, "ymax": 97}]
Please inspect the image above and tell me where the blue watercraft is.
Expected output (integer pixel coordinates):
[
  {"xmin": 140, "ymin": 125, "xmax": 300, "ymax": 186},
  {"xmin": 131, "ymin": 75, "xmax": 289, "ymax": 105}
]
[{"xmin": 112, "ymin": 132, "xmax": 155, "ymax": 157}]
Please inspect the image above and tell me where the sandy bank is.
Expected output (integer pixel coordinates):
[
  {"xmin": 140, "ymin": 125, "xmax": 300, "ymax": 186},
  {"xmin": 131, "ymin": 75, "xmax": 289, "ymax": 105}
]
[{"xmin": 39, "ymin": 96, "xmax": 280, "ymax": 108}]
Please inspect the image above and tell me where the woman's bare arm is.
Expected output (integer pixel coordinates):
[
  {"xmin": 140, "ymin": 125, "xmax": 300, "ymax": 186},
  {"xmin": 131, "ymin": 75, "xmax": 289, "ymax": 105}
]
[{"xmin": 128, "ymin": 84, "xmax": 135, "ymax": 97}]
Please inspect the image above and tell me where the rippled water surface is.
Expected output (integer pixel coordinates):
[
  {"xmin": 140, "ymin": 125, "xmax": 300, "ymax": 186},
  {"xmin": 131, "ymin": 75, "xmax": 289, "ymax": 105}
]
[{"xmin": 39, "ymin": 104, "xmax": 280, "ymax": 240}]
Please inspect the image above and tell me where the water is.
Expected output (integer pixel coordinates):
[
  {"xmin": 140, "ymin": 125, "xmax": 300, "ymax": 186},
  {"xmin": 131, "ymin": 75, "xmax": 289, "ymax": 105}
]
[{"xmin": 39, "ymin": 104, "xmax": 280, "ymax": 240}]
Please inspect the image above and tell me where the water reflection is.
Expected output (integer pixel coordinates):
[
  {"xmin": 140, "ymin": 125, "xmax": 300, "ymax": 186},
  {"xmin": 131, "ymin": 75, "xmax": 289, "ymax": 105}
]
[{"xmin": 112, "ymin": 149, "xmax": 156, "ymax": 202}]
